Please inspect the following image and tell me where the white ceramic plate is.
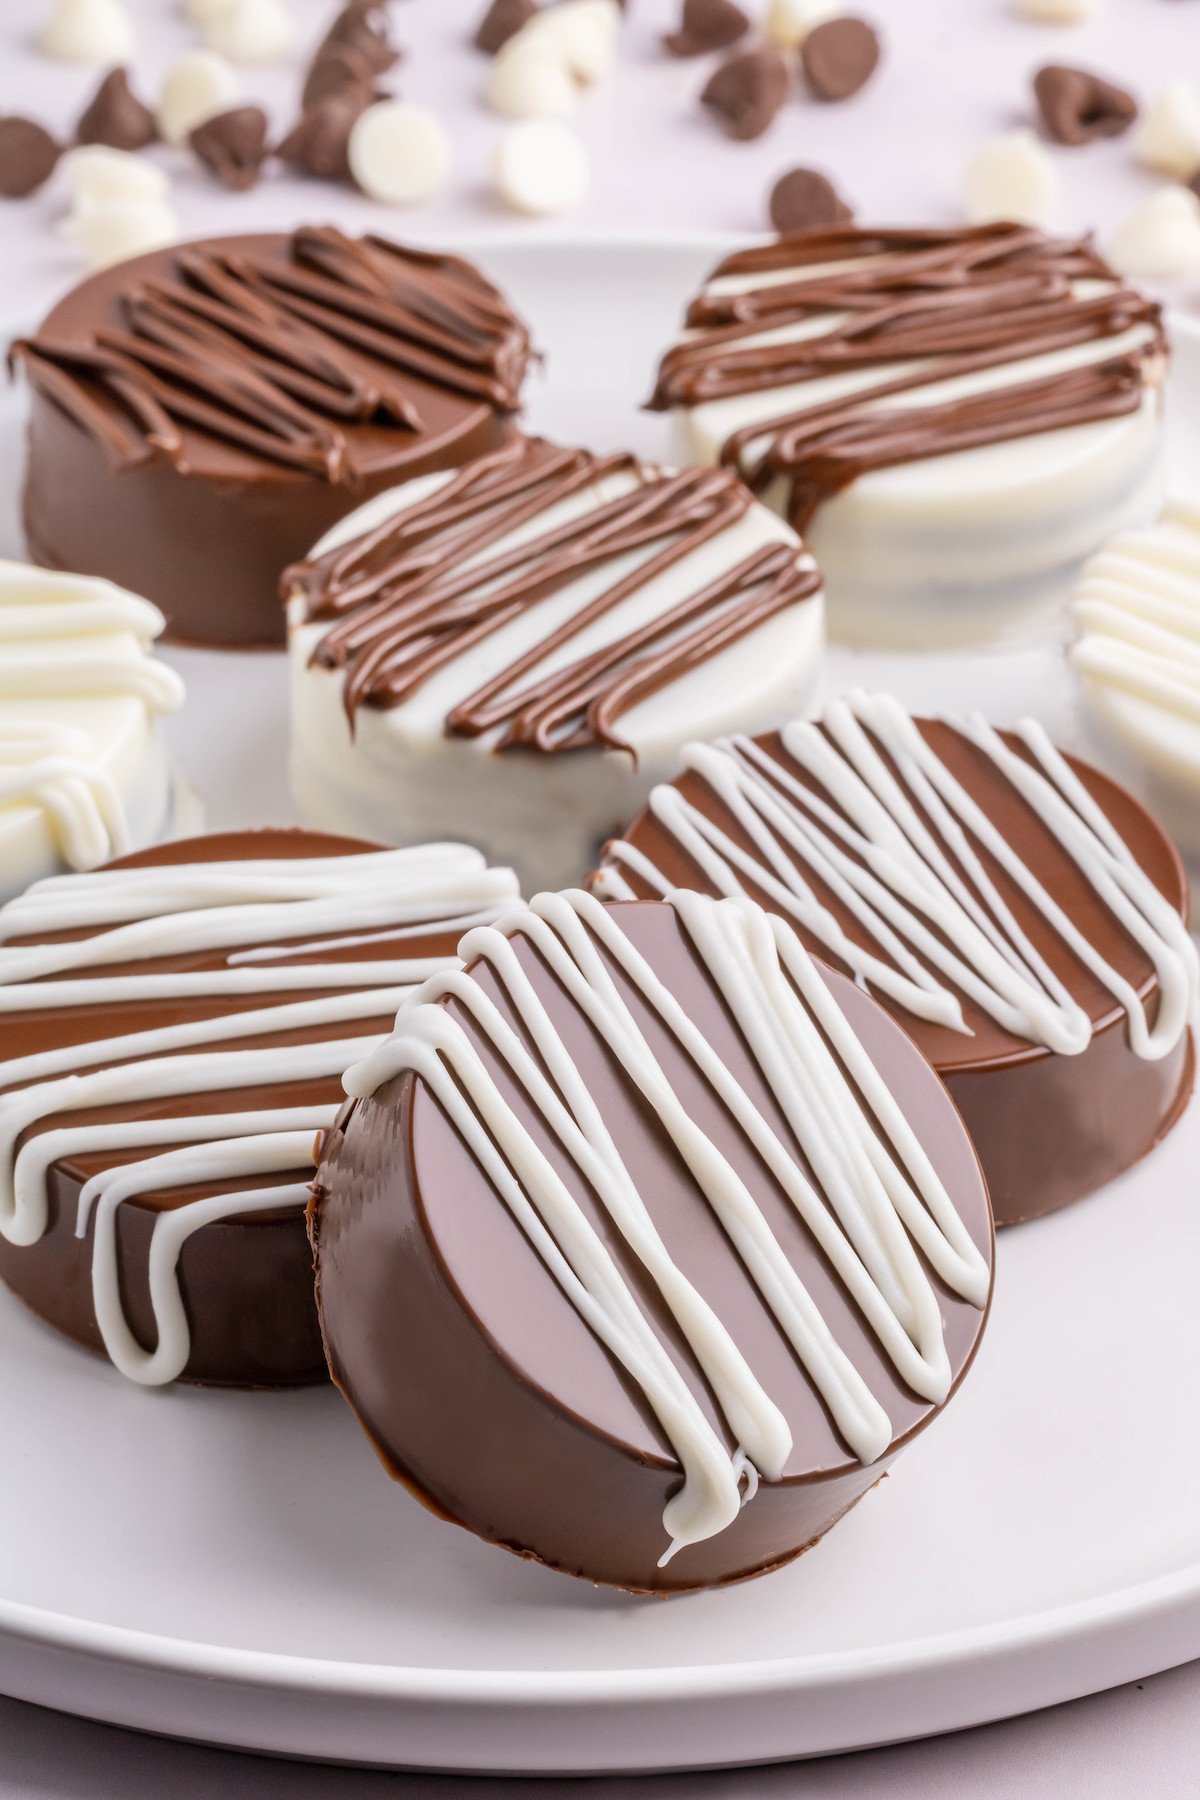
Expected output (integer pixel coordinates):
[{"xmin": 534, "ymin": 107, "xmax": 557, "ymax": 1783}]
[{"xmin": 0, "ymin": 235, "xmax": 1198, "ymax": 1777}]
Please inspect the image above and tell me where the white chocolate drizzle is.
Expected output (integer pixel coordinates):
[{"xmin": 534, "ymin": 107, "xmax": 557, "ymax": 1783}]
[
  {"xmin": 344, "ymin": 888, "xmax": 989, "ymax": 1562},
  {"xmin": 0, "ymin": 843, "xmax": 520, "ymax": 1386},
  {"xmin": 596, "ymin": 691, "xmax": 1198, "ymax": 1060},
  {"xmin": 0, "ymin": 563, "xmax": 184, "ymax": 875}
]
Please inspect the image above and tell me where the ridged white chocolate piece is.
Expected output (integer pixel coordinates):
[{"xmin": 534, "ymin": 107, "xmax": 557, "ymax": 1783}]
[
  {"xmin": 1071, "ymin": 503, "xmax": 1200, "ymax": 879},
  {"xmin": 0, "ymin": 564, "xmax": 183, "ymax": 896}
]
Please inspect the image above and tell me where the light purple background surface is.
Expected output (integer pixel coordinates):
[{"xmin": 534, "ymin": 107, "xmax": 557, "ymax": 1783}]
[{"xmin": 1, "ymin": 0, "xmax": 1199, "ymax": 1790}]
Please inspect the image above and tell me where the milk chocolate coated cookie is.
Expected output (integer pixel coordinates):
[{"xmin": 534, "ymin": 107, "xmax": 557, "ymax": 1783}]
[
  {"xmin": 16, "ymin": 228, "xmax": 531, "ymax": 647},
  {"xmin": 312, "ymin": 890, "xmax": 993, "ymax": 1591},
  {"xmin": 0, "ymin": 829, "xmax": 518, "ymax": 1386},
  {"xmin": 593, "ymin": 693, "xmax": 1196, "ymax": 1224}
]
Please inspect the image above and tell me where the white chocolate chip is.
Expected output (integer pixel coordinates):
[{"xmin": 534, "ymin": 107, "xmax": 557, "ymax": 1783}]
[
  {"xmin": 1109, "ymin": 187, "xmax": 1200, "ymax": 279},
  {"xmin": 62, "ymin": 198, "xmax": 178, "ymax": 269},
  {"xmin": 157, "ymin": 49, "xmax": 239, "ymax": 146},
  {"xmin": 1137, "ymin": 82, "xmax": 1200, "ymax": 182},
  {"xmin": 1014, "ymin": 0, "xmax": 1093, "ymax": 19},
  {"xmin": 487, "ymin": 37, "xmax": 579, "ymax": 120},
  {"xmin": 40, "ymin": 0, "xmax": 135, "ymax": 62},
  {"xmin": 523, "ymin": 0, "xmax": 619, "ymax": 86},
  {"xmin": 61, "ymin": 145, "xmax": 171, "ymax": 206},
  {"xmin": 202, "ymin": 0, "xmax": 296, "ymax": 64},
  {"xmin": 764, "ymin": 0, "xmax": 839, "ymax": 50},
  {"xmin": 493, "ymin": 118, "xmax": 589, "ymax": 216},
  {"xmin": 347, "ymin": 101, "xmax": 452, "ymax": 206},
  {"xmin": 964, "ymin": 130, "xmax": 1055, "ymax": 228},
  {"xmin": 183, "ymin": 0, "xmax": 234, "ymax": 21}
]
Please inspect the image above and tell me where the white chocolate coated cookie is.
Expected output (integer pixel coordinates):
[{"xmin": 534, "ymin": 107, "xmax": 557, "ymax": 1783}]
[
  {"xmin": 285, "ymin": 440, "xmax": 824, "ymax": 892},
  {"xmin": 657, "ymin": 226, "xmax": 1166, "ymax": 651}
]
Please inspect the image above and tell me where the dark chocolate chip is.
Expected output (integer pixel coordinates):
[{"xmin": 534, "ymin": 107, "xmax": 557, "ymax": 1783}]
[
  {"xmin": 1033, "ymin": 64, "xmax": 1137, "ymax": 146},
  {"xmin": 801, "ymin": 17, "xmax": 881, "ymax": 103},
  {"xmin": 277, "ymin": 91, "xmax": 369, "ymax": 183},
  {"xmin": 701, "ymin": 47, "xmax": 789, "ymax": 141},
  {"xmin": 768, "ymin": 166, "xmax": 854, "ymax": 234},
  {"xmin": 475, "ymin": 0, "xmax": 538, "ymax": 54},
  {"xmin": 301, "ymin": 44, "xmax": 379, "ymax": 110},
  {"xmin": 665, "ymin": 0, "xmax": 749, "ymax": 58},
  {"xmin": 76, "ymin": 67, "xmax": 157, "ymax": 151},
  {"xmin": 0, "ymin": 117, "xmax": 60, "ymax": 198},
  {"xmin": 189, "ymin": 106, "xmax": 270, "ymax": 191}
]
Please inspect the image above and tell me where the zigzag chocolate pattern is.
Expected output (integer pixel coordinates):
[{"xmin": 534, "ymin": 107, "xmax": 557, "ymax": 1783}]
[
  {"xmin": 12, "ymin": 227, "xmax": 530, "ymax": 482},
  {"xmin": 651, "ymin": 224, "xmax": 1165, "ymax": 530},
  {"xmin": 288, "ymin": 436, "xmax": 822, "ymax": 754}
]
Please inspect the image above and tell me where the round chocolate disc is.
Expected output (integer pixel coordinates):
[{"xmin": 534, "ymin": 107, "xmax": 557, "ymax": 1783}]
[{"xmin": 312, "ymin": 895, "xmax": 993, "ymax": 1593}]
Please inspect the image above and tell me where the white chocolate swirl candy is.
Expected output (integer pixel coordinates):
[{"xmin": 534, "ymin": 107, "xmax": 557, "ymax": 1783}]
[
  {"xmin": 0, "ymin": 562, "xmax": 185, "ymax": 899},
  {"xmin": 1071, "ymin": 502, "xmax": 1200, "ymax": 887}
]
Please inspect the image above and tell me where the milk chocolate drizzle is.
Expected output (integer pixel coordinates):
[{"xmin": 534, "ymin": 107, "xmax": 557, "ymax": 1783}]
[
  {"xmin": 650, "ymin": 224, "xmax": 1165, "ymax": 530},
  {"xmin": 11, "ymin": 227, "xmax": 530, "ymax": 483},
  {"xmin": 288, "ymin": 436, "xmax": 821, "ymax": 756}
]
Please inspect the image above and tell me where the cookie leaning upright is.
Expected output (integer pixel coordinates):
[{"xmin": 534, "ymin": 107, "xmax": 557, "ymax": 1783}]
[
  {"xmin": 14, "ymin": 227, "xmax": 533, "ymax": 647},
  {"xmin": 651, "ymin": 224, "xmax": 1166, "ymax": 648}
]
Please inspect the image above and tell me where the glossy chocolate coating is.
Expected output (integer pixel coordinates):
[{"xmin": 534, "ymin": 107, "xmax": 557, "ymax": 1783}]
[
  {"xmin": 19, "ymin": 233, "xmax": 527, "ymax": 648},
  {"xmin": 593, "ymin": 723, "xmax": 1194, "ymax": 1226},
  {"xmin": 0, "ymin": 829, "xmax": 462, "ymax": 1388},
  {"xmin": 311, "ymin": 901, "xmax": 993, "ymax": 1593}
]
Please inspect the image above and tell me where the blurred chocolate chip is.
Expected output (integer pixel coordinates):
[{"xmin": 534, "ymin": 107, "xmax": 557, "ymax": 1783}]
[
  {"xmin": 190, "ymin": 106, "xmax": 269, "ymax": 191},
  {"xmin": 801, "ymin": 18, "xmax": 881, "ymax": 102},
  {"xmin": 0, "ymin": 117, "xmax": 60, "ymax": 197},
  {"xmin": 1033, "ymin": 65, "xmax": 1137, "ymax": 145},
  {"xmin": 278, "ymin": 90, "xmax": 369, "ymax": 182},
  {"xmin": 302, "ymin": 44, "xmax": 379, "ymax": 109},
  {"xmin": 701, "ymin": 48, "xmax": 789, "ymax": 141},
  {"xmin": 76, "ymin": 67, "xmax": 157, "ymax": 151},
  {"xmin": 769, "ymin": 167, "xmax": 853, "ymax": 234},
  {"xmin": 475, "ymin": 0, "xmax": 538, "ymax": 54},
  {"xmin": 665, "ymin": 0, "xmax": 749, "ymax": 58},
  {"xmin": 318, "ymin": 3, "xmax": 399, "ymax": 78}
]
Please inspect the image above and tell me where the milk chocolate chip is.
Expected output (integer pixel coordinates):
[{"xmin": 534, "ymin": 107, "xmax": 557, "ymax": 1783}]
[
  {"xmin": 278, "ymin": 92, "xmax": 367, "ymax": 181},
  {"xmin": 302, "ymin": 44, "xmax": 379, "ymax": 109},
  {"xmin": 76, "ymin": 67, "xmax": 157, "ymax": 151},
  {"xmin": 665, "ymin": 0, "xmax": 750, "ymax": 58},
  {"xmin": 769, "ymin": 166, "xmax": 853, "ymax": 233},
  {"xmin": 1033, "ymin": 65, "xmax": 1137, "ymax": 146},
  {"xmin": 474, "ymin": 0, "xmax": 538, "ymax": 54},
  {"xmin": 801, "ymin": 17, "xmax": 880, "ymax": 102},
  {"xmin": 0, "ymin": 117, "xmax": 61, "ymax": 197},
  {"xmin": 319, "ymin": 3, "xmax": 399, "ymax": 77},
  {"xmin": 701, "ymin": 47, "xmax": 789, "ymax": 141},
  {"xmin": 189, "ymin": 106, "xmax": 270, "ymax": 190}
]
